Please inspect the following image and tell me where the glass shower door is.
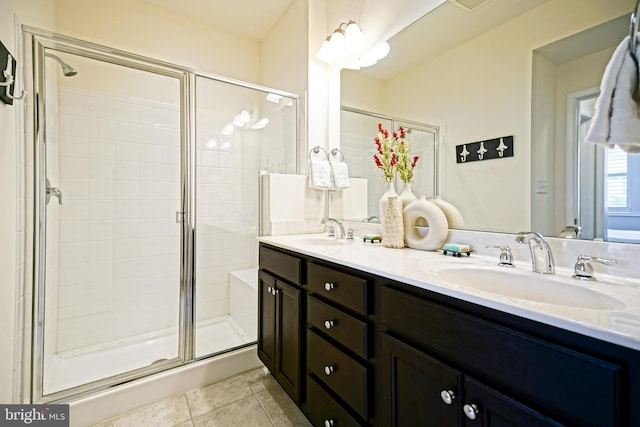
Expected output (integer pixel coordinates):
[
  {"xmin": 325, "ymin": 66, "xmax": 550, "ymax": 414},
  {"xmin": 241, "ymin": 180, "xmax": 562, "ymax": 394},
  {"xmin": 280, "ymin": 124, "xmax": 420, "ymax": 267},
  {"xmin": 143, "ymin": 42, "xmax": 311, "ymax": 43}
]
[{"xmin": 37, "ymin": 45, "xmax": 186, "ymax": 397}]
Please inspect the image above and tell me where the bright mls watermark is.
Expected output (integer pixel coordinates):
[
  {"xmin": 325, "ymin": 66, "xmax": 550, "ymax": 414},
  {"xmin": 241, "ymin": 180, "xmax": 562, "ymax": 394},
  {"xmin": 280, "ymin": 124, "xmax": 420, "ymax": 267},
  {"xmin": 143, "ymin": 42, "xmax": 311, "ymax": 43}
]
[{"xmin": 1, "ymin": 405, "xmax": 69, "ymax": 426}]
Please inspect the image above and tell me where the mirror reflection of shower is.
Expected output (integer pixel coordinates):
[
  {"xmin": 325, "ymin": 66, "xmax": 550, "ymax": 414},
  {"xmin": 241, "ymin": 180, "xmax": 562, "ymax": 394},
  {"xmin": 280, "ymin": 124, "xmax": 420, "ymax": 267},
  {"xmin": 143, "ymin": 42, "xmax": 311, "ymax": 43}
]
[{"xmin": 45, "ymin": 52, "xmax": 78, "ymax": 76}]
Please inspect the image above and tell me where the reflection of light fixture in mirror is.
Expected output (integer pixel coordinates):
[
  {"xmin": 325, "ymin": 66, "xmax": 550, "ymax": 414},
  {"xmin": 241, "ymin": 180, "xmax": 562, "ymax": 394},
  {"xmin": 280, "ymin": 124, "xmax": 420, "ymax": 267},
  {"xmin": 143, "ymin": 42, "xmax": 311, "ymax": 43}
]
[
  {"xmin": 348, "ymin": 41, "xmax": 391, "ymax": 69},
  {"xmin": 222, "ymin": 123, "xmax": 234, "ymax": 136},
  {"xmin": 232, "ymin": 109, "xmax": 252, "ymax": 127},
  {"xmin": 266, "ymin": 93, "xmax": 282, "ymax": 104},
  {"xmin": 316, "ymin": 20, "xmax": 366, "ymax": 64},
  {"xmin": 251, "ymin": 118, "xmax": 269, "ymax": 130}
]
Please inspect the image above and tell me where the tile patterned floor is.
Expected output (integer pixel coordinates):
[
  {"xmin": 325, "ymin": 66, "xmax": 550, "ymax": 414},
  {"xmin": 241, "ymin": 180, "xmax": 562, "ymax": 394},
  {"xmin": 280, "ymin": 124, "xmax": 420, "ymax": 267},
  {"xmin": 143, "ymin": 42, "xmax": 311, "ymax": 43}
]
[{"xmin": 90, "ymin": 367, "xmax": 312, "ymax": 427}]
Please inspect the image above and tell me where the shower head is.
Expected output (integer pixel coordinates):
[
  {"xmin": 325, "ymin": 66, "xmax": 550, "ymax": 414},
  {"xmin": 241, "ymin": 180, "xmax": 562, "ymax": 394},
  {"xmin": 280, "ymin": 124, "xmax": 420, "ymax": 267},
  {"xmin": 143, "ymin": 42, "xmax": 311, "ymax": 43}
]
[{"xmin": 45, "ymin": 53, "xmax": 78, "ymax": 77}]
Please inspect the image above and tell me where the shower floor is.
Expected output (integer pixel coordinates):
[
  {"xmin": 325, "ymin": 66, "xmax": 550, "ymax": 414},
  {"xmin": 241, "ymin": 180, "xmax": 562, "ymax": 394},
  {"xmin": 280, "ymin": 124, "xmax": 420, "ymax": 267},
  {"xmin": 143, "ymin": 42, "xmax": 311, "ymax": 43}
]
[{"xmin": 44, "ymin": 315, "xmax": 253, "ymax": 396}]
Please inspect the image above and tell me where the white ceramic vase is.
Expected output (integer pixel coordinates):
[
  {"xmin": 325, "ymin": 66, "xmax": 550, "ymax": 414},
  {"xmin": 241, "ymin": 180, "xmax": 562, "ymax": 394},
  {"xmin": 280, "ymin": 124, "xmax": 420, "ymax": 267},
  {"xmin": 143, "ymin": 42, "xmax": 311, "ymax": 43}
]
[
  {"xmin": 378, "ymin": 182, "xmax": 398, "ymax": 228},
  {"xmin": 399, "ymin": 182, "xmax": 418, "ymax": 209}
]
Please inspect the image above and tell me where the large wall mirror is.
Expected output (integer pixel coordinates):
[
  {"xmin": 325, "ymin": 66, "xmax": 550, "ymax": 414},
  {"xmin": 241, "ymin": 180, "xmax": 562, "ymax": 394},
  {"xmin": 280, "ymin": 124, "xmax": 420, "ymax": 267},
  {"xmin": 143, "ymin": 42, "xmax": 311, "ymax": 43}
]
[{"xmin": 339, "ymin": 0, "xmax": 639, "ymax": 244}]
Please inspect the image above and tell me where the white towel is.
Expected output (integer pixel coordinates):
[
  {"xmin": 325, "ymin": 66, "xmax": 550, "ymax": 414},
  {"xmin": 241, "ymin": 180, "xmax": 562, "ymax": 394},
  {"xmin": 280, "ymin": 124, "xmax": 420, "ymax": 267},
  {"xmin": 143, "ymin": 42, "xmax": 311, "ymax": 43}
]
[
  {"xmin": 330, "ymin": 160, "xmax": 350, "ymax": 190},
  {"xmin": 308, "ymin": 159, "xmax": 332, "ymax": 190},
  {"xmin": 585, "ymin": 34, "xmax": 640, "ymax": 153}
]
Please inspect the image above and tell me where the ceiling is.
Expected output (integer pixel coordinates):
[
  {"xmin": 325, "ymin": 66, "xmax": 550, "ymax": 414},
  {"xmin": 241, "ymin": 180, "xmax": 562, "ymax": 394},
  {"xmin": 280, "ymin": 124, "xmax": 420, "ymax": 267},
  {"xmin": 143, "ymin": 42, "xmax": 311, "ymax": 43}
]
[{"xmin": 142, "ymin": 0, "xmax": 295, "ymax": 42}]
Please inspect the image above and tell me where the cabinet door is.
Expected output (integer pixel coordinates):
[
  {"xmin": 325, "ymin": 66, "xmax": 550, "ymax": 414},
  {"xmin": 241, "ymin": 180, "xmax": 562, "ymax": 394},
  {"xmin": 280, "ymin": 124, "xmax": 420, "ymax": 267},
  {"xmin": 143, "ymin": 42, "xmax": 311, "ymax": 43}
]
[
  {"xmin": 275, "ymin": 279, "xmax": 302, "ymax": 403},
  {"xmin": 382, "ymin": 334, "xmax": 461, "ymax": 427},
  {"xmin": 258, "ymin": 271, "xmax": 277, "ymax": 373},
  {"xmin": 462, "ymin": 377, "xmax": 564, "ymax": 427}
]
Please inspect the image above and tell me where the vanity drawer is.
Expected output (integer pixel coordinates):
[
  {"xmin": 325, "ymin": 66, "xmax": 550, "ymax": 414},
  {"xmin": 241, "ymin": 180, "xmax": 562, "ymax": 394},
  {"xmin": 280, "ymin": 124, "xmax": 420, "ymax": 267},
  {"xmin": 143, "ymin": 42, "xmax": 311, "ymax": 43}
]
[
  {"xmin": 259, "ymin": 245, "xmax": 302, "ymax": 285},
  {"xmin": 381, "ymin": 286, "xmax": 623, "ymax": 427},
  {"xmin": 308, "ymin": 295, "xmax": 369, "ymax": 358},
  {"xmin": 305, "ymin": 376, "xmax": 362, "ymax": 427},
  {"xmin": 307, "ymin": 329, "xmax": 369, "ymax": 420},
  {"xmin": 307, "ymin": 263, "xmax": 369, "ymax": 315}
]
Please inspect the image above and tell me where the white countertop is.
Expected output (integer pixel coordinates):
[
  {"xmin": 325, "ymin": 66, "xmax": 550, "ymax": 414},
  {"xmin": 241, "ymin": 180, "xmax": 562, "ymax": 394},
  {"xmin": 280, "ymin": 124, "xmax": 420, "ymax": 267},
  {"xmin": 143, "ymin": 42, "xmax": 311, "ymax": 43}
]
[{"xmin": 259, "ymin": 233, "xmax": 640, "ymax": 352}]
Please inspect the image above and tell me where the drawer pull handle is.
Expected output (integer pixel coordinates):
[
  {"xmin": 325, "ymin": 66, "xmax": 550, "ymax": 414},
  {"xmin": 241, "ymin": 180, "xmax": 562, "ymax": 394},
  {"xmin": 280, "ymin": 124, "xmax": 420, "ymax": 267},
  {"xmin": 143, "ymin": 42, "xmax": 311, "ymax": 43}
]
[
  {"xmin": 324, "ymin": 282, "xmax": 335, "ymax": 291},
  {"xmin": 324, "ymin": 365, "xmax": 335, "ymax": 376},
  {"xmin": 440, "ymin": 390, "xmax": 455, "ymax": 405},
  {"xmin": 324, "ymin": 420, "xmax": 334, "ymax": 427},
  {"xmin": 463, "ymin": 403, "xmax": 480, "ymax": 420},
  {"xmin": 324, "ymin": 320, "xmax": 335, "ymax": 330}
]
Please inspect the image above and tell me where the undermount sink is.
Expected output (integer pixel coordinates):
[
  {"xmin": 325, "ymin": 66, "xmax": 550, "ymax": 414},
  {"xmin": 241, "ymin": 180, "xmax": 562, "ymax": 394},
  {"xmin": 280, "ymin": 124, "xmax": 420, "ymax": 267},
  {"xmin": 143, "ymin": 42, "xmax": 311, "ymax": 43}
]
[
  {"xmin": 289, "ymin": 236, "xmax": 347, "ymax": 247},
  {"xmin": 429, "ymin": 264, "xmax": 625, "ymax": 310}
]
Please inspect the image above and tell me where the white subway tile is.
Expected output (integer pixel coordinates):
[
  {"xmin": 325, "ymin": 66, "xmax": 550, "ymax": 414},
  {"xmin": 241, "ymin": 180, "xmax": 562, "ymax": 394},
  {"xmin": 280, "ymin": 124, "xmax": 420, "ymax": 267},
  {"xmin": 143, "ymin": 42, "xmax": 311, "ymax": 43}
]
[
  {"xmin": 115, "ymin": 161, "xmax": 139, "ymax": 181},
  {"xmin": 139, "ymin": 104, "xmax": 162, "ymax": 126},
  {"xmin": 115, "ymin": 100, "xmax": 139, "ymax": 123},
  {"xmin": 115, "ymin": 142, "xmax": 139, "ymax": 162},
  {"xmin": 115, "ymin": 121, "xmax": 138, "ymax": 142},
  {"xmin": 59, "ymin": 262, "xmax": 89, "ymax": 286},
  {"xmin": 59, "ymin": 241, "xmax": 90, "ymax": 265},
  {"xmin": 161, "ymin": 127, "xmax": 180, "ymax": 146},
  {"xmin": 140, "ymin": 181, "xmax": 162, "ymax": 200},
  {"xmin": 89, "ymin": 158, "xmax": 115, "ymax": 180},
  {"xmin": 60, "ymin": 199, "xmax": 89, "ymax": 222},
  {"xmin": 139, "ymin": 200, "xmax": 163, "ymax": 219},
  {"xmin": 114, "ymin": 200, "xmax": 139, "ymax": 220},
  {"xmin": 89, "ymin": 138, "xmax": 115, "ymax": 160},
  {"xmin": 60, "ymin": 178, "xmax": 89, "ymax": 200},
  {"xmin": 162, "ymin": 145, "xmax": 180, "ymax": 165},
  {"xmin": 89, "ymin": 240, "xmax": 114, "ymax": 262},
  {"xmin": 114, "ymin": 220, "xmax": 140, "ymax": 239},
  {"xmin": 60, "ymin": 220, "xmax": 89, "ymax": 243},
  {"xmin": 89, "ymin": 118, "xmax": 116, "ymax": 140},
  {"xmin": 139, "ymin": 144, "xmax": 162, "ymax": 163},
  {"xmin": 60, "ymin": 135, "xmax": 89, "ymax": 158},
  {"xmin": 139, "ymin": 124, "xmax": 162, "ymax": 144},
  {"xmin": 114, "ymin": 239, "xmax": 140, "ymax": 259},
  {"xmin": 89, "ymin": 220, "xmax": 113, "ymax": 241},
  {"xmin": 115, "ymin": 180, "xmax": 140, "ymax": 200},
  {"xmin": 89, "ymin": 200, "xmax": 114, "ymax": 221},
  {"xmin": 89, "ymin": 179, "xmax": 114, "ymax": 200},
  {"xmin": 60, "ymin": 156, "xmax": 89, "ymax": 180}
]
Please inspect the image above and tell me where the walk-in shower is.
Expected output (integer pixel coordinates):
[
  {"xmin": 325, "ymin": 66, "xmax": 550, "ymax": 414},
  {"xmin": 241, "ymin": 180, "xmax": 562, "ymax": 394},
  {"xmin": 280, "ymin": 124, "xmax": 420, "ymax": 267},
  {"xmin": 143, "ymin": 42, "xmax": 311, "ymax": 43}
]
[{"xmin": 25, "ymin": 27, "xmax": 298, "ymax": 403}]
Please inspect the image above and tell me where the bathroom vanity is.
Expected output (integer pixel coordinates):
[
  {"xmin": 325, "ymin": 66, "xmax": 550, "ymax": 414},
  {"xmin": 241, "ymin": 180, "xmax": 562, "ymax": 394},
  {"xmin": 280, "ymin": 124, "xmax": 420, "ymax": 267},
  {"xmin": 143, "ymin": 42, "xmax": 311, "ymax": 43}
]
[{"xmin": 257, "ymin": 235, "xmax": 640, "ymax": 427}]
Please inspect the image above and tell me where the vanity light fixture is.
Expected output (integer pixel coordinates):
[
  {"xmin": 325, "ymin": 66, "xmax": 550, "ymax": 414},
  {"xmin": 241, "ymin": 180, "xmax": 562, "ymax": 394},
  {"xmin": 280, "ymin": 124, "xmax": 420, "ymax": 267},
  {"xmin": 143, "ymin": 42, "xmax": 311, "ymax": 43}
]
[
  {"xmin": 346, "ymin": 41, "xmax": 391, "ymax": 69},
  {"xmin": 316, "ymin": 20, "xmax": 366, "ymax": 64}
]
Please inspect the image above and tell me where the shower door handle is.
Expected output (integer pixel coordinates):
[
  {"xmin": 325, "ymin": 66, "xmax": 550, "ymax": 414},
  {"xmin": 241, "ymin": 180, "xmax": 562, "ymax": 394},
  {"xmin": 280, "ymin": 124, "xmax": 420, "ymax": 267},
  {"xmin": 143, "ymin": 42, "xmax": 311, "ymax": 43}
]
[{"xmin": 46, "ymin": 178, "xmax": 62, "ymax": 205}]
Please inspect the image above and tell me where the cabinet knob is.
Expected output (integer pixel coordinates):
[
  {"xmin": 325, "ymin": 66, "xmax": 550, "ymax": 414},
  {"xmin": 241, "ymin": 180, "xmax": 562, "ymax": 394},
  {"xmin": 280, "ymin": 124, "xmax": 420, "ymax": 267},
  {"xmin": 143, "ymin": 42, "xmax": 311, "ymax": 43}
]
[
  {"xmin": 324, "ymin": 282, "xmax": 335, "ymax": 291},
  {"xmin": 324, "ymin": 320, "xmax": 335, "ymax": 330},
  {"xmin": 324, "ymin": 365, "xmax": 335, "ymax": 376},
  {"xmin": 463, "ymin": 403, "xmax": 480, "ymax": 420},
  {"xmin": 324, "ymin": 420, "xmax": 334, "ymax": 427},
  {"xmin": 273, "ymin": 288, "xmax": 278, "ymax": 295},
  {"xmin": 267, "ymin": 286, "xmax": 273, "ymax": 294},
  {"xmin": 440, "ymin": 389, "xmax": 455, "ymax": 405}
]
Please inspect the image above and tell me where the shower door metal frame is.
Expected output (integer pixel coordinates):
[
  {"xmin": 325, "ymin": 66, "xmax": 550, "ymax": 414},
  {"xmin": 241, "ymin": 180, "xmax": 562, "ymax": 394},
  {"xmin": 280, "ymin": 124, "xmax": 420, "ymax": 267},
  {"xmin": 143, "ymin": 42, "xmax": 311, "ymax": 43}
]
[{"xmin": 26, "ymin": 26, "xmax": 195, "ymax": 404}]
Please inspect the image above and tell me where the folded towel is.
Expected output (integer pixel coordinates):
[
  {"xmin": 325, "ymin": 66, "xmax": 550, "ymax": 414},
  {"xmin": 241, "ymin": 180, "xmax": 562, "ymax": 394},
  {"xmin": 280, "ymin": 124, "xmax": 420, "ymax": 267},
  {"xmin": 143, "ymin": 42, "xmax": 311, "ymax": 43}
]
[
  {"xmin": 585, "ymin": 34, "xmax": 640, "ymax": 153},
  {"xmin": 330, "ymin": 160, "xmax": 350, "ymax": 190},
  {"xmin": 308, "ymin": 159, "xmax": 332, "ymax": 190}
]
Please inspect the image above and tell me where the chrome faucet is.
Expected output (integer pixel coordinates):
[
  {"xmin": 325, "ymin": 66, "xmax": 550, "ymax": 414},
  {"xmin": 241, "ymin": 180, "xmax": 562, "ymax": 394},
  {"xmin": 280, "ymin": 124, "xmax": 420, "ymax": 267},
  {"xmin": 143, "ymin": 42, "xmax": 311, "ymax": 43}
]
[
  {"xmin": 515, "ymin": 231, "xmax": 555, "ymax": 274},
  {"xmin": 321, "ymin": 218, "xmax": 346, "ymax": 239}
]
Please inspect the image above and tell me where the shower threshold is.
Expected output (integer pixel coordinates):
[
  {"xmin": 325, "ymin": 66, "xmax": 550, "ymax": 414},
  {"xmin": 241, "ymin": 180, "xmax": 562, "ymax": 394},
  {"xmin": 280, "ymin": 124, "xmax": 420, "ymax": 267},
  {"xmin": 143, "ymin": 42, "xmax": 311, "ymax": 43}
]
[{"xmin": 43, "ymin": 315, "xmax": 254, "ymax": 396}]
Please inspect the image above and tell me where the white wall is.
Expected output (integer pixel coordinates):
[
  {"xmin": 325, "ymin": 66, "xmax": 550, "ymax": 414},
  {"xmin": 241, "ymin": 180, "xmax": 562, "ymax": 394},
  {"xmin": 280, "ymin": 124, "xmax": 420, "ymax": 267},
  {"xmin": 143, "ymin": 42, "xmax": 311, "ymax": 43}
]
[{"xmin": 0, "ymin": 0, "xmax": 57, "ymax": 405}]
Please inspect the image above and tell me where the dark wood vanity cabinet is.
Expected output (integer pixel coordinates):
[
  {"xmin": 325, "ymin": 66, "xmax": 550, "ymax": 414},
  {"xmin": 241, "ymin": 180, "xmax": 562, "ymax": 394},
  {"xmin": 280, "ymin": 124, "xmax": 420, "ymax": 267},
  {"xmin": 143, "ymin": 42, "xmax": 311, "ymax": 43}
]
[
  {"xmin": 381, "ymin": 285, "xmax": 636, "ymax": 427},
  {"xmin": 258, "ymin": 246, "xmax": 303, "ymax": 403},
  {"xmin": 258, "ymin": 243, "xmax": 640, "ymax": 427}
]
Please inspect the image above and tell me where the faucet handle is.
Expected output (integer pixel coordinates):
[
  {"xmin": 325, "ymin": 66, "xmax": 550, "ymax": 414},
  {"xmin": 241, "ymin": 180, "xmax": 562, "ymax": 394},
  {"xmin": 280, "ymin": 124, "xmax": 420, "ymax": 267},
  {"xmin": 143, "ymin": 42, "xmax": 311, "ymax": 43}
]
[
  {"xmin": 325, "ymin": 225, "xmax": 335, "ymax": 238},
  {"xmin": 486, "ymin": 245, "xmax": 514, "ymax": 267},
  {"xmin": 346, "ymin": 228, "xmax": 355, "ymax": 240},
  {"xmin": 573, "ymin": 254, "xmax": 616, "ymax": 280}
]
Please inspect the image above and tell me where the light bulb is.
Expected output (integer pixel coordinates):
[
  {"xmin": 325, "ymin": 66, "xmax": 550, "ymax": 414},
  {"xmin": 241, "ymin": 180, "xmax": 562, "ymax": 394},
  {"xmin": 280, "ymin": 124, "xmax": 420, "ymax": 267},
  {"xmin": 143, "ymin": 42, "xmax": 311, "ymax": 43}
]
[
  {"xmin": 240, "ymin": 109, "xmax": 251, "ymax": 123},
  {"xmin": 344, "ymin": 21, "xmax": 365, "ymax": 51},
  {"xmin": 329, "ymin": 30, "xmax": 345, "ymax": 59},
  {"xmin": 316, "ymin": 37, "xmax": 333, "ymax": 63}
]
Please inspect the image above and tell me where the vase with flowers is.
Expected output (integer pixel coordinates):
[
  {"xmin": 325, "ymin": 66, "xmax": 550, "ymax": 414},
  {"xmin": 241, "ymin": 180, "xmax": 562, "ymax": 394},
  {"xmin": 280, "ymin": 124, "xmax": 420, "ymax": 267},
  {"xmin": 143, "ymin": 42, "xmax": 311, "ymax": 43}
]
[
  {"xmin": 373, "ymin": 123, "xmax": 405, "ymax": 247},
  {"xmin": 395, "ymin": 127, "xmax": 420, "ymax": 209}
]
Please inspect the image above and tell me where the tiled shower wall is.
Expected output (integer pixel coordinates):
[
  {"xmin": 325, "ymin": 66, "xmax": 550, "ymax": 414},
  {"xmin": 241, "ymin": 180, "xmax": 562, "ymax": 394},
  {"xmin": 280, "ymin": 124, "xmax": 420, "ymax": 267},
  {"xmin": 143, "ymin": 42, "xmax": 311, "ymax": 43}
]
[{"xmin": 55, "ymin": 86, "xmax": 182, "ymax": 353}]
